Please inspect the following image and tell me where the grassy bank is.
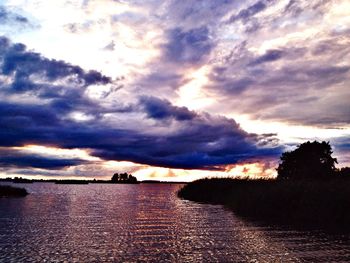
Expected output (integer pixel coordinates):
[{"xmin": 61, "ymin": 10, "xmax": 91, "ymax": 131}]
[
  {"xmin": 178, "ymin": 178, "xmax": 350, "ymax": 228},
  {"xmin": 0, "ymin": 185, "xmax": 28, "ymax": 197}
]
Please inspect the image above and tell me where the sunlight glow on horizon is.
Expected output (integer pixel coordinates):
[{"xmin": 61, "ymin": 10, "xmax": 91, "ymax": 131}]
[{"xmin": 1, "ymin": 145, "xmax": 277, "ymax": 181}]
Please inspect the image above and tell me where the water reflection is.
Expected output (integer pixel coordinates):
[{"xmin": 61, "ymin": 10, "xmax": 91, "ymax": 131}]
[{"xmin": 1, "ymin": 183, "xmax": 350, "ymax": 262}]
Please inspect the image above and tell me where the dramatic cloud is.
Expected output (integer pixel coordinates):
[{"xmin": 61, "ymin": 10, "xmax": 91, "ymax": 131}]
[
  {"xmin": 0, "ymin": 94, "xmax": 281, "ymax": 170},
  {"xmin": 91, "ymin": 104, "xmax": 281, "ymax": 169},
  {"xmin": 0, "ymin": 148, "xmax": 86, "ymax": 169},
  {"xmin": 0, "ymin": 36, "xmax": 281, "ymax": 172},
  {"xmin": 139, "ymin": 96, "xmax": 197, "ymax": 121}
]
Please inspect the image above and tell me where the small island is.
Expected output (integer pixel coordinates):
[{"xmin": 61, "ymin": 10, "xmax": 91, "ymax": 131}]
[
  {"xmin": 0, "ymin": 185, "xmax": 28, "ymax": 197},
  {"xmin": 178, "ymin": 141, "xmax": 350, "ymax": 228},
  {"xmin": 111, "ymin": 172, "xmax": 138, "ymax": 184}
]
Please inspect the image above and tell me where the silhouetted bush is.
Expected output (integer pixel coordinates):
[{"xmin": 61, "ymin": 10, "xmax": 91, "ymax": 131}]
[
  {"xmin": 0, "ymin": 185, "xmax": 28, "ymax": 197},
  {"xmin": 277, "ymin": 141, "xmax": 337, "ymax": 180}
]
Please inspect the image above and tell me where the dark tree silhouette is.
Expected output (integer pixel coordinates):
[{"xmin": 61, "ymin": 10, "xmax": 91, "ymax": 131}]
[
  {"xmin": 111, "ymin": 172, "xmax": 138, "ymax": 183},
  {"xmin": 128, "ymin": 175, "xmax": 137, "ymax": 183},
  {"xmin": 120, "ymin": 173, "xmax": 128, "ymax": 180},
  {"xmin": 111, "ymin": 173, "xmax": 120, "ymax": 182},
  {"xmin": 277, "ymin": 141, "xmax": 337, "ymax": 180}
]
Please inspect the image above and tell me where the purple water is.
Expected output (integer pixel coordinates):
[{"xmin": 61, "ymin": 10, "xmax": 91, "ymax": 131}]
[{"xmin": 1, "ymin": 183, "xmax": 350, "ymax": 262}]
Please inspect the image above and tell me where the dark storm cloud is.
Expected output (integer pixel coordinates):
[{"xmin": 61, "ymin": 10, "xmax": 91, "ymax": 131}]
[
  {"xmin": 139, "ymin": 96, "xmax": 197, "ymax": 121},
  {"xmin": 0, "ymin": 99, "xmax": 282, "ymax": 170},
  {"xmin": 0, "ymin": 149, "xmax": 86, "ymax": 169},
  {"xmin": 164, "ymin": 26, "xmax": 213, "ymax": 64},
  {"xmin": 89, "ymin": 110, "xmax": 282, "ymax": 170},
  {"xmin": 0, "ymin": 37, "xmax": 282, "ymax": 170}
]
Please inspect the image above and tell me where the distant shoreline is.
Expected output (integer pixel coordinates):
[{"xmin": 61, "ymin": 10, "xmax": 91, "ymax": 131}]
[
  {"xmin": 0, "ymin": 178, "xmax": 187, "ymax": 185},
  {"xmin": 178, "ymin": 178, "xmax": 350, "ymax": 230}
]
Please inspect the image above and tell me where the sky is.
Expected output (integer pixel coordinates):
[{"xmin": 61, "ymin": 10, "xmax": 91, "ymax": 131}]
[{"xmin": 0, "ymin": 0, "xmax": 349, "ymax": 181}]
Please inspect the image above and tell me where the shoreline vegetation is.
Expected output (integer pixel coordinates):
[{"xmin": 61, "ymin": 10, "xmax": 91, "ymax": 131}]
[
  {"xmin": 178, "ymin": 141, "xmax": 350, "ymax": 229},
  {"xmin": 0, "ymin": 185, "xmax": 28, "ymax": 197},
  {"xmin": 178, "ymin": 177, "xmax": 350, "ymax": 229}
]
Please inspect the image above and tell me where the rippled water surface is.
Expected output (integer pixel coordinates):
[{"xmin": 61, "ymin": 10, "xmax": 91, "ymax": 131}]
[{"xmin": 1, "ymin": 183, "xmax": 350, "ymax": 262}]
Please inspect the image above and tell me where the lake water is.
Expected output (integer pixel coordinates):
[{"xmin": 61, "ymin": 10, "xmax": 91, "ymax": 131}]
[{"xmin": 1, "ymin": 183, "xmax": 350, "ymax": 262}]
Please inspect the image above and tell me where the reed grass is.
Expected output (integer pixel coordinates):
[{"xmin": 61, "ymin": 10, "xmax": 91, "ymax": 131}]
[{"xmin": 178, "ymin": 178, "xmax": 350, "ymax": 228}]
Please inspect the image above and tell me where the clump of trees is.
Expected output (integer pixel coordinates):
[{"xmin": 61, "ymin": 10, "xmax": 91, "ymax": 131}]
[
  {"xmin": 277, "ymin": 141, "xmax": 338, "ymax": 180},
  {"xmin": 111, "ymin": 172, "xmax": 138, "ymax": 183}
]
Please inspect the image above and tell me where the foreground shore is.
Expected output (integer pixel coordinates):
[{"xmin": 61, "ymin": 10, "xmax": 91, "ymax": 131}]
[
  {"xmin": 0, "ymin": 185, "xmax": 28, "ymax": 197},
  {"xmin": 178, "ymin": 178, "xmax": 350, "ymax": 229}
]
